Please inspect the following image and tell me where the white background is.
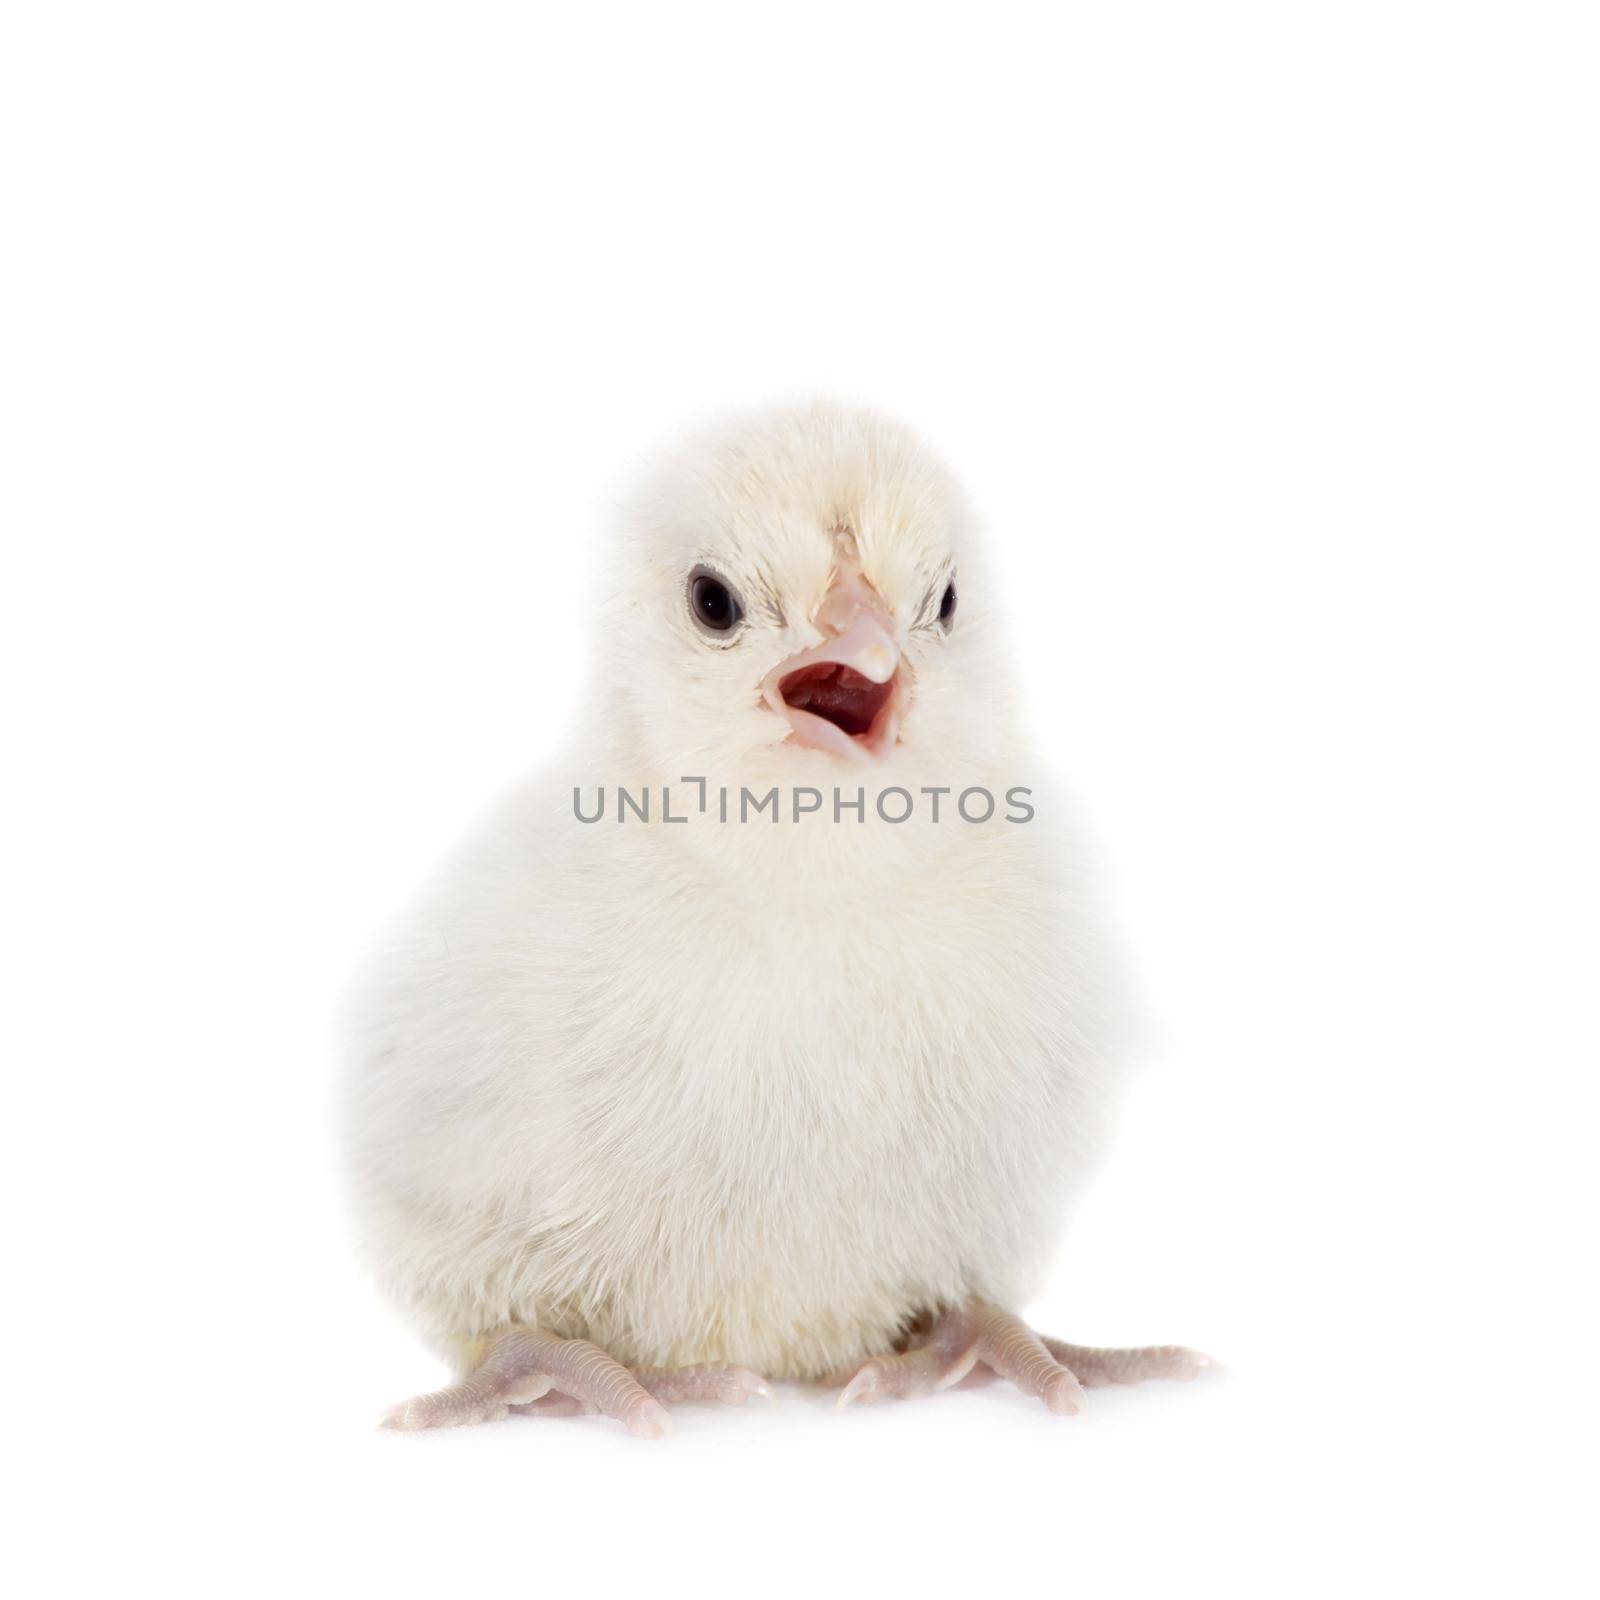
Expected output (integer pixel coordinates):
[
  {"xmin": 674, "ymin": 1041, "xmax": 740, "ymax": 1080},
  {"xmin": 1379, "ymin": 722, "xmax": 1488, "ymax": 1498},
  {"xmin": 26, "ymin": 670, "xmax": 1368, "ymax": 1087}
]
[{"xmin": 4, "ymin": 3, "xmax": 1596, "ymax": 1595}]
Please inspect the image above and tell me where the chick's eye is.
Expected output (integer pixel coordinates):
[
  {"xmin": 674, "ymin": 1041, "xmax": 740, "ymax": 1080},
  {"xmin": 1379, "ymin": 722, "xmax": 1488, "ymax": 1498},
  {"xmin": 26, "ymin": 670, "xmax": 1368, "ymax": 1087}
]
[
  {"xmin": 688, "ymin": 567, "xmax": 743, "ymax": 634},
  {"xmin": 938, "ymin": 579, "xmax": 957, "ymax": 628}
]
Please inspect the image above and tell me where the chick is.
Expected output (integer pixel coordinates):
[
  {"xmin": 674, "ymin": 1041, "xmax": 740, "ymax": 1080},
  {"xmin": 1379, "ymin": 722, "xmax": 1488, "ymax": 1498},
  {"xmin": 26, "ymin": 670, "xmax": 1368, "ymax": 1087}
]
[{"xmin": 343, "ymin": 401, "xmax": 1206, "ymax": 1435}]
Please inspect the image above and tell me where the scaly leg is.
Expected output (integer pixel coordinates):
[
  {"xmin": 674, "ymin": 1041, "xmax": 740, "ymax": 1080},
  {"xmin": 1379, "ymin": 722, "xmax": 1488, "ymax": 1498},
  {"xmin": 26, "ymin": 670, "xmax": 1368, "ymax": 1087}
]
[
  {"xmin": 838, "ymin": 1304, "xmax": 1210, "ymax": 1416},
  {"xmin": 380, "ymin": 1327, "xmax": 770, "ymax": 1438}
]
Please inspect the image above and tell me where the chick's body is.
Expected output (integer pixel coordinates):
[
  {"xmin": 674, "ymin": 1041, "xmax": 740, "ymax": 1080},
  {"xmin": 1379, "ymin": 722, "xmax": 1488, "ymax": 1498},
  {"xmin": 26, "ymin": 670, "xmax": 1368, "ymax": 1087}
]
[
  {"xmin": 344, "ymin": 404, "xmax": 1195, "ymax": 1429},
  {"xmin": 347, "ymin": 775, "xmax": 1108, "ymax": 1380}
]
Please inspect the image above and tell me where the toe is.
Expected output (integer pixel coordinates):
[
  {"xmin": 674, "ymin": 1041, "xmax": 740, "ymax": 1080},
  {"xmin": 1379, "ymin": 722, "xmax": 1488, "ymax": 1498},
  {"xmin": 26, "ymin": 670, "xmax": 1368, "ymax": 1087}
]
[
  {"xmin": 1042, "ymin": 1338, "xmax": 1215, "ymax": 1388},
  {"xmin": 631, "ymin": 1362, "xmax": 773, "ymax": 1407},
  {"xmin": 837, "ymin": 1341, "xmax": 978, "ymax": 1406},
  {"xmin": 380, "ymin": 1390, "xmax": 508, "ymax": 1431},
  {"xmin": 624, "ymin": 1396, "xmax": 673, "ymax": 1439}
]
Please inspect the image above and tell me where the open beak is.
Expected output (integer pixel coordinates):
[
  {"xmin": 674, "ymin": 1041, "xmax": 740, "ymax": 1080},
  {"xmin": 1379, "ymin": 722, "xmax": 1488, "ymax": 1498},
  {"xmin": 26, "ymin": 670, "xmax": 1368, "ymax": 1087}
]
[{"xmin": 760, "ymin": 556, "xmax": 907, "ymax": 763}]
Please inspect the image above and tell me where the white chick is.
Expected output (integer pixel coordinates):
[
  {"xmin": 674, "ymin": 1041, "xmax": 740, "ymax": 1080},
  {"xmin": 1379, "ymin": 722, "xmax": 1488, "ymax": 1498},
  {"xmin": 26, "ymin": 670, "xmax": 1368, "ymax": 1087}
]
[{"xmin": 343, "ymin": 400, "xmax": 1206, "ymax": 1435}]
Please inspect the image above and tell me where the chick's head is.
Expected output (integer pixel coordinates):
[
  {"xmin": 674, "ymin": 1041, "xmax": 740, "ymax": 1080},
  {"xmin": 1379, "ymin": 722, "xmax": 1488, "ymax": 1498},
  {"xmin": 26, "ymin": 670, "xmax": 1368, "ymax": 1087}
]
[{"xmin": 600, "ymin": 400, "xmax": 1017, "ymax": 786}]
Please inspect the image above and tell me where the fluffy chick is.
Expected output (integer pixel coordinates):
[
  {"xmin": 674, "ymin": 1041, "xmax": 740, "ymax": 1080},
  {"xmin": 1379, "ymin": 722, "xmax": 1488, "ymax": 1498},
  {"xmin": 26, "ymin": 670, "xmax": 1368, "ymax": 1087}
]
[{"xmin": 343, "ymin": 400, "xmax": 1205, "ymax": 1435}]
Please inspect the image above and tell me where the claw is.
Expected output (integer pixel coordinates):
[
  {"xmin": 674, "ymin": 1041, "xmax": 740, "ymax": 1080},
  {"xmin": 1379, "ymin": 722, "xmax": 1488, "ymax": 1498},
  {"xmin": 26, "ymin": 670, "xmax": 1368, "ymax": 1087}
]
[
  {"xmin": 837, "ymin": 1361, "xmax": 886, "ymax": 1408},
  {"xmin": 726, "ymin": 1369, "xmax": 774, "ymax": 1406}
]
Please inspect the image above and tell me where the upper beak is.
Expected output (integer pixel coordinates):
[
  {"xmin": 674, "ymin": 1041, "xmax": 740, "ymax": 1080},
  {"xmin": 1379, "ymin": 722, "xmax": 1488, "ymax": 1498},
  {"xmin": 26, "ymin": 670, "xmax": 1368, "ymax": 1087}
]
[{"xmin": 760, "ymin": 559, "xmax": 907, "ymax": 763}]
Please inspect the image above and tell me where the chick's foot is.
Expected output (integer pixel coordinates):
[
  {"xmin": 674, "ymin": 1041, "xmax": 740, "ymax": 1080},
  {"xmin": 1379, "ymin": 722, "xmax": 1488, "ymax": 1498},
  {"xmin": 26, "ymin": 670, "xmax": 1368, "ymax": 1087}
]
[
  {"xmin": 380, "ymin": 1326, "xmax": 771, "ymax": 1438},
  {"xmin": 837, "ymin": 1304, "xmax": 1210, "ymax": 1416}
]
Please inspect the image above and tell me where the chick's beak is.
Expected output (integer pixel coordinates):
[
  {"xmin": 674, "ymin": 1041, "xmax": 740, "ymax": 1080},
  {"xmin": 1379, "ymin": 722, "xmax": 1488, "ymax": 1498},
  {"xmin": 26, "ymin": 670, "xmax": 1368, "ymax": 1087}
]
[{"xmin": 760, "ymin": 560, "xmax": 907, "ymax": 763}]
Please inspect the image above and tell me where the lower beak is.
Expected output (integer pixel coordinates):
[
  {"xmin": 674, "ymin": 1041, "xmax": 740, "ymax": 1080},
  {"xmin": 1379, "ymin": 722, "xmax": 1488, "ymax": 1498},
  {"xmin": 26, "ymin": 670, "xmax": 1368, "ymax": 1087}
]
[{"xmin": 760, "ymin": 564, "xmax": 906, "ymax": 763}]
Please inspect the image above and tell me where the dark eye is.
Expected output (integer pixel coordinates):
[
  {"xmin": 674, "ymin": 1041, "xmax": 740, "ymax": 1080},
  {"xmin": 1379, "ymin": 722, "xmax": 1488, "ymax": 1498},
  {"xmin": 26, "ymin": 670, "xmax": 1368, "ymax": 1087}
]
[
  {"xmin": 688, "ymin": 567, "xmax": 743, "ymax": 634},
  {"xmin": 938, "ymin": 579, "xmax": 957, "ymax": 629}
]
